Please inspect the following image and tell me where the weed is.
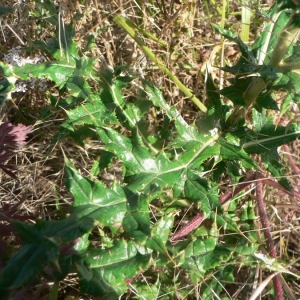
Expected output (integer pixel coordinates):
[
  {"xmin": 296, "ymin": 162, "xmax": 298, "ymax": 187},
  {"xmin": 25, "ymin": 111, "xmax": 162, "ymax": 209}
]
[{"xmin": 1, "ymin": 1, "xmax": 300, "ymax": 299}]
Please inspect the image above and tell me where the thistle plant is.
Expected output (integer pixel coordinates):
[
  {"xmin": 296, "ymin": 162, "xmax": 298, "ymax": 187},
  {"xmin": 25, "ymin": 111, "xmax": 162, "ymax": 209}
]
[{"xmin": 1, "ymin": 0, "xmax": 300, "ymax": 299}]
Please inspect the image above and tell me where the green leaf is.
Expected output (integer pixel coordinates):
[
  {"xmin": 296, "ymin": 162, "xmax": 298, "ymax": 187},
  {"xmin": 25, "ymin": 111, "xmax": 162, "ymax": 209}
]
[
  {"xmin": 262, "ymin": 152, "xmax": 292, "ymax": 190},
  {"xmin": 0, "ymin": 215, "xmax": 94, "ymax": 297},
  {"xmin": 65, "ymin": 162, "xmax": 127, "ymax": 231},
  {"xmin": 252, "ymin": 108, "xmax": 270, "ymax": 131},
  {"xmin": 219, "ymin": 136, "xmax": 258, "ymax": 169},
  {"xmin": 95, "ymin": 124, "xmax": 221, "ymax": 213},
  {"xmin": 277, "ymin": 0, "xmax": 300, "ymax": 13},
  {"xmin": 242, "ymin": 121, "xmax": 300, "ymax": 154},
  {"xmin": 109, "ymin": 75, "xmax": 139, "ymax": 128},
  {"xmin": 131, "ymin": 282, "xmax": 160, "ymax": 299},
  {"xmin": 234, "ymin": 241, "xmax": 258, "ymax": 256},
  {"xmin": 0, "ymin": 77, "xmax": 15, "ymax": 106},
  {"xmin": 212, "ymin": 24, "xmax": 238, "ymax": 41},
  {"xmin": 205, "ymin": 70, "xmax": 223, "ymax": 124},
  {"xmin": 76, "ymin": 240, "xmax": 151, "ymax": 297},
  {"xmin": 219, "ymin": 80, "xmax": 248, "ymax": 106},
  {"xmin": 35, "ymin": 0, "xmax": 58, "ymax": 25},
  {"xmin": 200, "ymin": 245, "xmax": 232, "ymax": 271},
  {"xmin": 96, "ymin": 127, "xmax": 163, "ymax": 175},
  {"xmin": 278, "ymin": 71, "xmax": 300, "ymax": 94},
  {"xmin": 184, "ymin": 174, "xmax": 219, "ymax": 213},
  {"xmin": 0, "ymin": 244, "xmax": 55, "ymax": 297},
  {"xmin": 3, "ymin": 47, "xmax": 96, "ymax": 97},
  {"xmin": 11, "ymin": 62, "xmax": 75, "ymax": 87},
  {"xmin": 181, "ymin": 236, "xmax": 217, "ymax": 276},
  {"xmin": 280, "ymin": 93, "xmax": 294, "ymax": 116},
  {"xmin": 146, "ymin": 214, "xmax": 174, "ymax": 254},
  {"xmin": 251, "ymin": 8, "xmax": 290, "ymax": 65},
  {"xmin": 143, "ymin": 80, "xmax": 203, "ymax": 142},
  {"xmin": 123, "ymin": 191, "xmax": 152, "ymax": 239},
  {"xmin": 213, "ymin": 23, "xmax": 256, "ymax": 64},
  {"xmin": 255, "ymin": 93, "xmax": 279, "ymax": 111},
  {"xmin": 65, "ymin": 99, "xmax": 118, "ymax": 127}
]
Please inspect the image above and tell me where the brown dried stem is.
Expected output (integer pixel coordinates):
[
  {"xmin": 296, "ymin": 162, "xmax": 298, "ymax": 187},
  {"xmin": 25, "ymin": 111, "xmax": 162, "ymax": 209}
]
[
  {"xmin": 170, "ymin": 213, "xmax": 204, "ymax": 244},
  {"xmin": 220, "ymin": 173, "xmax": 257, "ymax": 205},
  {"xmin": 171, "ymin": 169, "xmax": 300, "ymax": 245},
  {"xmin": 256, "ymin": 173, "xmax": 284, "ymax": 300},
  {"xmin": 282, "ymin": 144, "xmax": 300, "ymax": 175}
]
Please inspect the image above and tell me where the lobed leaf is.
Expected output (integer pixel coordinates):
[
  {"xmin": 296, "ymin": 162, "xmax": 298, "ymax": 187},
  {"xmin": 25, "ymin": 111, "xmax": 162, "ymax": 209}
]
[{"xmin": 76, "ymin": 240, "xmax": 151, "ymax": 297}]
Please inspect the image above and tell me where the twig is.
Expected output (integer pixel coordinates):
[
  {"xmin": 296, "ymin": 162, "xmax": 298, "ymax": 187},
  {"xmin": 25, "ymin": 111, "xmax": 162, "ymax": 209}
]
[{"xmin": 3, "ymin": 22, "xmax": 25, "ymax": 45}]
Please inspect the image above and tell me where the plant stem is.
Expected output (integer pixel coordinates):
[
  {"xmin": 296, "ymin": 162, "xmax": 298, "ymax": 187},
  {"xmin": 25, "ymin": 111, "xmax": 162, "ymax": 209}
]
[
  {"xmin": 171, "ymin": 170, "xmax": 300, "ymax": 244},
  {"xmin": 244, "ymin": 12, "xmax": 300, "ymax": 107},
  {"xmin": 268, "ymin": 12, "xmax": 300, "ymax": 67},
  {"xmin": 220, "ymin": 173, "xmax": 256, "ymax": 204},
  {"xmin": 49, "ymin": 282, "xmax": 59, "ymax": 300},
  {"xmin": 282, "ymin": 144, "xmax": 300, "ymax": 175},
  {"xmin": 170, "ymin": 213, "xmax": 204, "ymax": 244},
  {"xmin": 262, "ymin": 177, "xmax": 300, "ymax": 197},
  {"xmin": 171, "ymin": 173, "xmax": 256, "ymax": 243},
  {"xmin": 256, "ymin": 173, "xmax": 284, "ymax": 300},
  {"xmin": 113, "ymin": 15, "xmax": 207, "ymax": 113},
  {"xmin": 241, "ymin": 2, "xmax": 251, "ymax": 43}
]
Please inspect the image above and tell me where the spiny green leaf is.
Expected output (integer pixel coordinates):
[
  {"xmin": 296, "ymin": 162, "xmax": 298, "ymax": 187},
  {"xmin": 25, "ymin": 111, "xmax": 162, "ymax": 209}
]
[
  {"xmin": 0, "ymin": 244, "xmax": 55, "ymax": 297},
  {"xmin": 205, "ymin": 70, "xmax": 222, "ymax": 121},
  {"xmin": 76, "ymin": 240, "xmax": 151, "ymax": 297},
  {"xmin": 219, "ymin": 81, "xmax": 248, "ymax": 106},
  {"xmin": 124, "ymin": 191, "xmax": 152, "ymax": 237},
  {"xmin": 213, "ymin": 23, "xmax": 256, "ymax": 64},
  {"xmin": 262, "ymin": 152, "xmax": 293, "ymax": 190},
  {"xmin": 96, "ymin": 127, "xmax": 163, "ymax": 175},
  {"xmin": 66, "ymin": 99, "xmax": 118, "ymax": 127},
  {"xmin": 184, "ymin": 175, "xmax": 219, "ymax": 213},
  {"xmin": 65, "ymin": 162, "xmax": 127, "ymax": 231},
  {"xmin": 143, "ymin": 80, "xmax": 203, "ymax": 143},
  {"xmin": 146, "ymin": 214, "xmax": 174, "ymax": 254},
  {"xmin": 242, "ymin": 121, "xmax": 300, "ymax": 154},
  {"xmin": 0, "ymin": 214, "xmax": 94, "ymax": 297},
  {"xmin": 11, "ymin": 62, "xmax": 74, "ymax": 87},
  {"xmin": 184, "ymin": 236, "xmax": 217, "ymax": 258},
  {"xmin": 95, "ymin": 125, "xmax": 221, "ymax": 213},
  {"xmin": 131, "ymin": 282, "xmax": 160, "ymax": 299},
  {"xmin": 252, "ymin": 108, "xmax": 270, "ymax": 131},
  {"xmin": 255, "ymin": 93, "xmax": 279, "ymax": 111},
  {"xmin": 212, "ymin": 24, "xmax": 238, "ymax": 41},
  {"xmin": 219, "ymin": 136, "xmax": 259, "ymax": 169}
]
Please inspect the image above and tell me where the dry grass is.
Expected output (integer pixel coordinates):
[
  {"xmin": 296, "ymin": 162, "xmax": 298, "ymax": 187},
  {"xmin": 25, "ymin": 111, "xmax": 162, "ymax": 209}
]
[{"xmin": 2, "ymin": 0, "xmax": 300, "ymax": 299}]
